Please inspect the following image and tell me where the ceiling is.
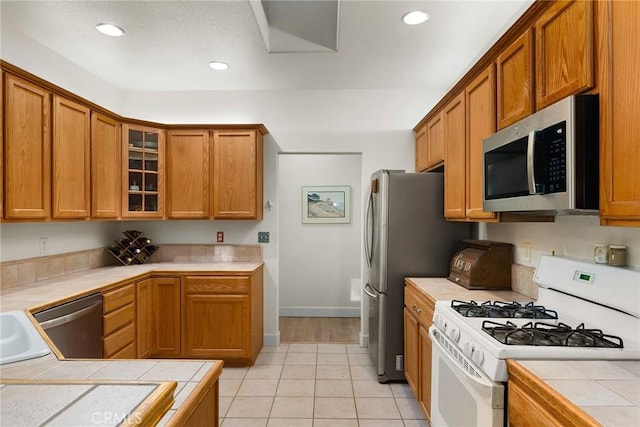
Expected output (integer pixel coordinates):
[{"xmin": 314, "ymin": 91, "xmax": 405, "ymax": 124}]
[{"xmin": 0, "ymin": 0, "xmax": 532, "ymax": 92}]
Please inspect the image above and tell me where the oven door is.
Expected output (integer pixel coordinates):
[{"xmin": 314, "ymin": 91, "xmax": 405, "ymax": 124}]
[{"xmin": 430, "ymin": 326, "xmax": 504, "ymax": 427}]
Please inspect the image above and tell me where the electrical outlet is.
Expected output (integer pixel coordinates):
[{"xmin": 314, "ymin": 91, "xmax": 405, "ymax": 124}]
[
  {"xmin": 258, "ymin": 232, "xmax": 270, "ymax": 243},
  {"xmin": 39, "ymin": 237, "xmax": 48, "ymax": 254},
  {"xmin": 521, "ymin": 241, "xmax": 531, "ymax": 263},
  {"xmin": 216, "ymin": 231, "xmax": 224, "ymax": 243}
]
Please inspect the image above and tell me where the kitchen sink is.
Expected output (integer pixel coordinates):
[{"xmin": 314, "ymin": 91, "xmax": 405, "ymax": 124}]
[{"xmin": 0, "ymin": 311, "xmax": 51, "ymax": 365}]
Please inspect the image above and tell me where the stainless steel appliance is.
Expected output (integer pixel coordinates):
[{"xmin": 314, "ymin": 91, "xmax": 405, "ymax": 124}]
[
  {"xmin": 482, "ymin": 95, "xmax": 599, "ymax": 214},
  {"xmin": 34, "ymin": 293, "xmax": 103, "ymax": 358},
  {"xmin": 430, "ymin": 256, "xmax": 640, "ymax": 426},
  {"xmin": 363, "ymin": 170, "xmax": 469, "ymax": 382}
]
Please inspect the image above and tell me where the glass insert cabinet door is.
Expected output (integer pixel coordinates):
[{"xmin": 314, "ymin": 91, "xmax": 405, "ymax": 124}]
[{"xmin": 122, "ymin": 124, "xmax": 164, "ymax": 217}]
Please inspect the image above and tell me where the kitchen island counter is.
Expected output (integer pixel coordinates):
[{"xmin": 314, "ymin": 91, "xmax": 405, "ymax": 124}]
[
  {"xmin": 0, "ymin": 357, "xmax": 222, "ymax": 426},
  {"xmin": 508, "ymin": 359, "xmax": 640, "ymax": 427}
]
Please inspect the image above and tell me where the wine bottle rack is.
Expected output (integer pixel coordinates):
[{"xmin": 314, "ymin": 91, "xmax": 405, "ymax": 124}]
[{"xmin": 107, "ymin": 230, "xmax": 158, "ymax": 265}]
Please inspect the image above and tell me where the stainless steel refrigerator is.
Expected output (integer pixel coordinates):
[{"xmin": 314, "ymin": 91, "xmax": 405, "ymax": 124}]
[{"xmin": 363, "ymin": 170, "xmax": 469, "ymax": 382}]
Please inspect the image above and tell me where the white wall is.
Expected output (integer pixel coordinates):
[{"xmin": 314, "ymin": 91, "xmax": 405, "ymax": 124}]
[
  {"xmin": 481, "ymin": 216, "xmax": 640, "ymax": 268},
  {"xmin": 278, "ymin": 153, "xmax": 362, "ymax": 317}
]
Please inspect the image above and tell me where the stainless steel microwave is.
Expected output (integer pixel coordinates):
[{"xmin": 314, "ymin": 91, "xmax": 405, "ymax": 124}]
[{"xmin": 482, "ymin": 95, "xmax": 599, "ymax": 214}]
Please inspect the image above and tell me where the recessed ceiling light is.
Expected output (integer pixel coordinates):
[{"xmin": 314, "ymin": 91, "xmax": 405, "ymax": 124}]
[
  {"xmin": 402, "ymin": 10, "xmax": 429, "ymax": 25},
  {"xmin": 208, "ymin": 61, "xmax": 229, "ymax": 71},
  {"xmin": 95, "ymin": 23, "xmax": 126, "ymax": 37}
]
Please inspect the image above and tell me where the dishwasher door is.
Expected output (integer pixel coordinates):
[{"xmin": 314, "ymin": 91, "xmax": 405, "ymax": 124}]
[{"xmin": 34, "ymin": 293, "xmax": 103, "ymax": 358}]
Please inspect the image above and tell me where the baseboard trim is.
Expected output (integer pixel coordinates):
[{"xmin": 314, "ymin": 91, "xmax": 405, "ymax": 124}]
[
  {"xmin": 264, "ymin": 332, "xmax": 280, "ymax": 347},
  {"xmin": 279, "ymin": 307, "xmax": 361, "ymax": 317}
]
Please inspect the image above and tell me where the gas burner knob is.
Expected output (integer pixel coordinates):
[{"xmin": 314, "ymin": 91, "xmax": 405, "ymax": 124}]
[
  {"xmin": 463, "ymin": 342, "xmax": 473, "ymax": 357},
  {"xmin": 447, "ymin": 327, "xmax": 460, "ymax": 343},
  {"xmin": 472, "ymin": 349, "xmax": 484, "ymax": 366}
]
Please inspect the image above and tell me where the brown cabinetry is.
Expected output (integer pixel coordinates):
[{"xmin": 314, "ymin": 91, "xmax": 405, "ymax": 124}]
[
  {"xmin": 597, "ymin": 0, "xmax": 640, "ymax": 226},
  {"xmin": 3, "ymin": 74, "xmax": 51, "ymax": 219},
  {"xmin": 167, "ymin": 130, "xmax": 210, "ymax": 219},
  {"xmin": 52, "ymin": 95, "xmax": 90, "ymax": 218},
  {"xmin": 465, "ymin": 66, "xmax": 498, "ymax": 221},
  {"xmin": 102, "ymin": 282, "xmax": 136, "ymax": 359},
  {"xmin": 212, "ymin": 129, "xmax": 263, "ymax": 220},
  {"xmin": 122, "ymin": 124, "xmax": 165, "ymax": 218},
  {"xmin": 535, "ymin": 0, "xmax": 594, "ymax": 109},
  {"xmin": 136, "ymin": 278, "xmax": 152, "ymax": 359},
  {"xmin": 183, "ymin": 269, "xmax": 263, "ymax": 364},
  {"xmin": 415, "ymin": 112, "xmax": 445, "ymax": 172},
  {"xmin": 91, "ymin": 113, "xmax": 121, "ymax": 218},
  {"xmin": 443, "ymin": 93, "xmax": 466, "ymax": 219},
  {"xmin": 403, "ymin": 283, "xmax": 435, "ymax": 422},
  {"xmin": 507, "ymin": 359, "xmax": 600, "ymax": 427},
  {"xmin": 496, "ymin": 29, "xmax": 534, "ymax": 129},
  {"xmin": 151, "ymin": 277, "xmax": 181, "ymax": 357}
]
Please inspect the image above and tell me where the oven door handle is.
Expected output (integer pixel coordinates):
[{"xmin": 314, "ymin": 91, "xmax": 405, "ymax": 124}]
[{"xmin": 430, "ymin": 326, "xmax": 501, "ymax": 391}]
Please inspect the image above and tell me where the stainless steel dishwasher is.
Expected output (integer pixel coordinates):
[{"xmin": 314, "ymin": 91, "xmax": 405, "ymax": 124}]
[{"xmin": 34, "ymin": 293, "xmax": 103, "ymax": 358}]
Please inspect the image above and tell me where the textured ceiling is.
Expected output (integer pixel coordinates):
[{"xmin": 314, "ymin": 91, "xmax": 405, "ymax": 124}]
[{"xmin": 0, "ymin": 0, "xmax": 532, "ymax": 92}]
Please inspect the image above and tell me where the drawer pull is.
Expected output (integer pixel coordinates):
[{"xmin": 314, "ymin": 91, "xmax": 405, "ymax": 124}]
[{"xmin": 412, "ymin": 305, "xmax": 422, "ymax": 314}]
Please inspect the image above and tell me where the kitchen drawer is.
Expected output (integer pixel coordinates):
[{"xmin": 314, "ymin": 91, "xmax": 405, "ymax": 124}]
[
  {"xmin": 185, "ymin": 276, "xmax": 250, "ymax": 294},
  {"xmin": 103, "ymin": 322, "xmax": 135, "ymax": 357},
  {"xmin": 103, "ymin": 302, "xmax": 134, "ymax": 336},
  {"xmin": 405, "ymin": 286, "xmax": 434, "ymax": 326},
  {"xmin": 103, "ymin": 283, "xmax": 135, "ymax": 314},
  {"xmin": 108, "ymin": 342, "xmax": 136, "ymax": 359}
]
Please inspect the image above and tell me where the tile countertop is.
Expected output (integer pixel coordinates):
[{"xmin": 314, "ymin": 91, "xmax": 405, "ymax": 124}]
[
  {"xmin": 0, "ymin": 261, "xmax": 263, "ymax": 312},
  {"xmin": 0, "ymin": 262, "xmax": 253, "ymax": 425},
  {"xmin": 515, "ymin": 360, "xmax": 640, "ymax": 427},
  {"xmin": 405, "ymin": 276, "xmax": 533, "ymax": 303},
  {"xmin": 0, "ymin": 356, "xmax": 221, "ymax": 426}
]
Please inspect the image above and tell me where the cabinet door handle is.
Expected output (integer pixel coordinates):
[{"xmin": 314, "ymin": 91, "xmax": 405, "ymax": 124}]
[{"xmin": 412, "ymin": 305, "xmax": 422, "ymax": 314}]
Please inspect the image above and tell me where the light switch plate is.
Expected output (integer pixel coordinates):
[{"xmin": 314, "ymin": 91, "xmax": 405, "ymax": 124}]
[{"xmin": 258, "ymin": 232, "xmax": 269, "ymax": 243}]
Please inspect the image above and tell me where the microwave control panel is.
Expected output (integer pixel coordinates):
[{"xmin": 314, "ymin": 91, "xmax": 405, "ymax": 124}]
[{"xmin": 544, "ymin": 121, "xmax": 566, "ymax": 193}]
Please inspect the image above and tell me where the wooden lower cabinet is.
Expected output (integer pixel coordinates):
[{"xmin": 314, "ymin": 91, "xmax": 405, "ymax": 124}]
[
  {"xmin": 183, "ymin": 270, "xmax": 263, "ymax": 364},
  {"xmin": 151, "ymin": 277, "xmax": 182, "ymax": 357},
  {"xmin": 403, "ymin": 283, "xmax": 435, "ymax": 422},
  {"xmin": 136, "ymin": 278, "xmax": 152, "ymax": 359},
  {"xmin": 102, "ymin": 282, "xmax": 136, "ymax": 359},
  {"xmin": 507, "ymin": 359, "xmax": 600, "ymax": 427}
]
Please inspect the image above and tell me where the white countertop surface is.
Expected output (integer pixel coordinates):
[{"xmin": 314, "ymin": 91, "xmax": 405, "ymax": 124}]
[
  {"xmin": 0, "ymin": 262, "xmax": 255, "ymax": 425},
  {"xmin": 0, "ymin": 261, "xmax": 263, "ymax": 312},
  {"xmin": 518, "ymin": 360, "xmax": 640, "ymax": 427}
]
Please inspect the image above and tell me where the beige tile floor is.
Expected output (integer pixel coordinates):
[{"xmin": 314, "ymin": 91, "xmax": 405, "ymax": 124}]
[{"xmin": 220, "ymin": 343, "xmax": 429, "ymax": 426}]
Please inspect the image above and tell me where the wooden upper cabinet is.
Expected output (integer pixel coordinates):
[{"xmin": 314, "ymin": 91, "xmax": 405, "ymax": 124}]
[
  {"xmin": 415, "ymin": 111, "xmax": 444, "ymax": 172},
  {"xmin": 122, "ymin": 124, "xmax": 165, "ymax": 218},
  {"xmin": 52, "ymin": 95, "xmax": 90, "ymax": 218},
  {"xmin": 496, "ymin": 29, "xmax": 534, "ymax": 129},
  {"xmin": 167, "ymin": 130, "xmax": 210, "ymax": 219},
  {"xmin": 91, "ymin": 113, "xmax": 121, "ymax": 219},
  {"xmin": 212, "ymin": 129, "xmax": 263, "ymax": 220},
  {"xmin": 4, "ymin": 74, "xmax": 51, "ymax": 219},
  {"xmin": 414, "ymin": 125, "xmax": 428, "ymax": 172},
  {"xmin": 443, "ymin": 93, "xmax": 466, "ymax": 220},
  {"xmin": 597, "ymin": 0, "xmax": 640, "ymax": 225},
  {"xmin": 535, "ymin": 0, "xmax": 594, "ymax": 109},
  {"xmin": 426, "ymin": 111, "xmax": 445, "ymax": 170},
  {"xmin": 465, "ymin": 65, "xmax": 498, "ymax": 221}
]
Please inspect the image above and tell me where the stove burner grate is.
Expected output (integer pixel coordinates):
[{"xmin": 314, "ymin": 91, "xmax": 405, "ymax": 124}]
[
  {"xmin": 481, "ymin": 320, "xmax": 624, "ymax": 348},
  {"xmin": 451, "ymin": 300, "xmax": 558, "ymax": 320}
]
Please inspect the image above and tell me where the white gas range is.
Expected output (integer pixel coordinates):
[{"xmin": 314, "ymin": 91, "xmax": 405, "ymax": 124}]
[{"xmin": 429, "ymin": 255, "xmax": 640, "ymax": 427}]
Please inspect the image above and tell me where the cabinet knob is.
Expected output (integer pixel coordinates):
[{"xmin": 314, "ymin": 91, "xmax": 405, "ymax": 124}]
[{"xmin": 412, "ymin": 305, "xmax": 422, "ymax": 314}]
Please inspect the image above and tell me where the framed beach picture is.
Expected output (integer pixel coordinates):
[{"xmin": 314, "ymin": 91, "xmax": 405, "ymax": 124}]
[{"xmin": 302, "ymin": 186, "xmax": 351, "ymax": 224}]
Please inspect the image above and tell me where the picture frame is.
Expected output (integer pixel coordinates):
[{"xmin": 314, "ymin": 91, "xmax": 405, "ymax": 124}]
[{"xmin": 302, "ymin": 186, "xmax": 351, "ymax": 224}]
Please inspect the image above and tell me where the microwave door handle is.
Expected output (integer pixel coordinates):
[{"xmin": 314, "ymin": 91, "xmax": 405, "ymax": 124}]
[{"xmin": 526, "ymin": 130, "xmax": 538, "ymax": 194}]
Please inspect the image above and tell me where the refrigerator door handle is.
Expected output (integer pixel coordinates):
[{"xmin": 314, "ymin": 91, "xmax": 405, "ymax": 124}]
[
  {"xmin": 363, "ymin": 282, "xmax": 378, "ymax": 299},
  {"xmin": 364, "ymin": 192, "xmax": 375, "ymax": 268}
]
